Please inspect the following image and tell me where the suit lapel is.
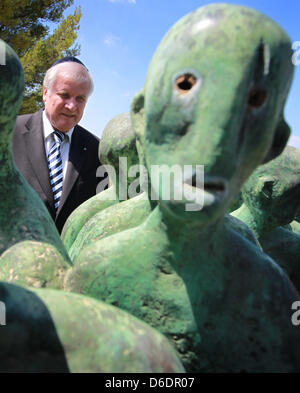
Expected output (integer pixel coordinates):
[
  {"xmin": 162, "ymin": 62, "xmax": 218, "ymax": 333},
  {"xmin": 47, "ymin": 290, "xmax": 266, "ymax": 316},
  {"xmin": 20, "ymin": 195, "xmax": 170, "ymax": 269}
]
[
  {"xmin": 56, "ymin": 125, "xmax": 88, "ymax": 216},
  {"xmin": 23, "ymin": 110, "xmax": 55, "ymax": 211}
]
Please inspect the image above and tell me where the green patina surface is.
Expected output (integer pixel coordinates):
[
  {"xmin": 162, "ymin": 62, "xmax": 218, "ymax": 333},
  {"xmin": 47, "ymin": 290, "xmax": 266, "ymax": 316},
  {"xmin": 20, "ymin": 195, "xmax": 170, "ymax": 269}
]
[
  {"xmin": 0, "ymin": 241, "xmax": 69, "ymax": 289},
  {"xmin": 69, "ymin": 192, "xmax": 151, "ymax": 262},
  {"xmin": 65, "ymin": 4, "xmax": 300, "ymax": 372},
  {"xmin": 0, "ymin": 41, "xmax": 71, "ymax": 288},
  {"xmin": 61, "ymin": 185, "xmax": 118, "ymax": 252},
  {"xmin": 232, "ymin": 145, "xmax": 300, "ymax": 291},
  {"xmin": 0, "ymin": 281, "xmax": 184, "ymax": 372}
]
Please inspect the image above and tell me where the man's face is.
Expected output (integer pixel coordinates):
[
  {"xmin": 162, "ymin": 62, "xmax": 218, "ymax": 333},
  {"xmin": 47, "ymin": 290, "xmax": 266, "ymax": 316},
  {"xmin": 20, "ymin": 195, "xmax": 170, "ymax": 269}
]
[{"xmin": 43, "ymin": 64, "xmax": 90, "ymax": 132}]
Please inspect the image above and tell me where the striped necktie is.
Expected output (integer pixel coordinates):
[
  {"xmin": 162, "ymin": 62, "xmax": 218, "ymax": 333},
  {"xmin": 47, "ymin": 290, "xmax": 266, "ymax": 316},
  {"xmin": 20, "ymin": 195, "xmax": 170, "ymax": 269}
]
[{"xmin": 48, "ymin": 131, "xmax": 65, "ymax": 211}]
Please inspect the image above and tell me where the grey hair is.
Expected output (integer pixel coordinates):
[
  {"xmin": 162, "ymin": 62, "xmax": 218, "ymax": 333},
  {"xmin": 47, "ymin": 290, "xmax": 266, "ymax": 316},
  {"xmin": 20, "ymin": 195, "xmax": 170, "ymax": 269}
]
[{"xmin": 43, "ymin": 63, "xmax": 94, "ymax": 96}]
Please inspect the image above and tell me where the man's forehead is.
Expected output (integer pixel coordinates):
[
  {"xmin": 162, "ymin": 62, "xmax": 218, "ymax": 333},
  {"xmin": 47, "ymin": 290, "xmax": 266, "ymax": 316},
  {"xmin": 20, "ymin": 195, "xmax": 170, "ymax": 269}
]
[{"xmin": 52, "ymin": 74, "xmax": 90, "ymax": 93}]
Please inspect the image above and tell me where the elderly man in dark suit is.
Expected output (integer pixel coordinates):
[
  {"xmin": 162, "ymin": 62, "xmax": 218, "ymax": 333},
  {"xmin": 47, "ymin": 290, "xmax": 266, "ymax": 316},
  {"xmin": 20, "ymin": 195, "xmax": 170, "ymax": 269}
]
[{"xmin": 12, "ymin": 57, "xmax": 105, "ymax": 233}]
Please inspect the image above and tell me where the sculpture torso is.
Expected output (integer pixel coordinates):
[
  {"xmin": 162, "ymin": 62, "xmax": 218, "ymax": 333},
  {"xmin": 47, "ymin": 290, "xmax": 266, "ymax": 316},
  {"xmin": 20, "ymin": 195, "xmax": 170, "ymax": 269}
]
[{"xmin": 67, "ymin": 205, "xmax": 300, "ymax": 372}]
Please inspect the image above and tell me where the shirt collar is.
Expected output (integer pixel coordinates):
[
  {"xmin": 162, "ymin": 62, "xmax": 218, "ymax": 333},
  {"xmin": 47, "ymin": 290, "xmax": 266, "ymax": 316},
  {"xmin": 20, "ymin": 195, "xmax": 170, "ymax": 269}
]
[{"xmin": 42, "ymin": 110, "xmax": 74, "ymax": 143}]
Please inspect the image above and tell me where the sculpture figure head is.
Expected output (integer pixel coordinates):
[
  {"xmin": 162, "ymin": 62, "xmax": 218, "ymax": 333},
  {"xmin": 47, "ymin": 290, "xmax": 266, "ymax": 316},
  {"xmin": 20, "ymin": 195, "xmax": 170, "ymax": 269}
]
[
  {"xmin": 242, "ymin": 145, "xmax": 300, "ymax": 233},
  {"xmin": 0, "ymin": 40, "xmax": 24, "ymax": 134},
  {"xmin": 131, "ymin": 4, "xmax": 294, "ymax": 225},
  {"xmin": 0, "ymin": 41, "xmax": 24, "ymax": 178},
  {"xmin": 100, "ymin": 112, "xmax": 138, "ymax": 172},
  {"xmin": 99, "ymin": 112, "xmax": 139, "ymax": 197}
]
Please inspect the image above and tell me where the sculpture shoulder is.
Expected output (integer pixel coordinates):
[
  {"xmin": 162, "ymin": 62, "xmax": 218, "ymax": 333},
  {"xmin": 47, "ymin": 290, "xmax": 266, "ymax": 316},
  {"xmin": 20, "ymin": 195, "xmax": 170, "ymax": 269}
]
[
  {"xmin": 225, "ymin": 213, "xmax": 261, "ymax": 249},
  {"xmin": 74, "ymin": 212, "xmax": 166, "ymax": 269},
  {"xmin": 226, "ymin": 224, "xmax": 293, "ymax": 283}
]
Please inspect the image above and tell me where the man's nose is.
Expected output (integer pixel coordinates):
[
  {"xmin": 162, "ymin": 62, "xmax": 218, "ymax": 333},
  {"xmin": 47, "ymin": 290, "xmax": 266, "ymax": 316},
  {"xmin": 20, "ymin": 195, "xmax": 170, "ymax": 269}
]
[{"xmin": 65, "ymin": 98, "xmax": 77, "ymax": 111}]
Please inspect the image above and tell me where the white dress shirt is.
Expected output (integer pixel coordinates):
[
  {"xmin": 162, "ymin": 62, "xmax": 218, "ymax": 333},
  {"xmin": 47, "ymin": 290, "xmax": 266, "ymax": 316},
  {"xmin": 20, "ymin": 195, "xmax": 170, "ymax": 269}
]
[{"xmin": 43, "ymin": 110, "xmax": 74, "ymax": 181}]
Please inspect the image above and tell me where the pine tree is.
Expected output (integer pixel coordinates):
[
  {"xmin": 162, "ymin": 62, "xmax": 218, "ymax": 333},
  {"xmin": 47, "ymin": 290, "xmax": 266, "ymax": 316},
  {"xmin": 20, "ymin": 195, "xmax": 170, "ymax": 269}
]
[{"xmin": 0, "ymin": 0, "xmax": 81, "ymax": 113}]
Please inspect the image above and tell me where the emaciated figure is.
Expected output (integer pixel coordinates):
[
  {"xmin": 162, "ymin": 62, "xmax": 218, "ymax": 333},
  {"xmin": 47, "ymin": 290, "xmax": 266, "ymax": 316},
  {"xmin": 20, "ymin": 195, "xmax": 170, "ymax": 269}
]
[
  {"xmin": 65, "ymin": 4, "xmax": 300, "ymax": 372},
  {"xmin": 232, "ymin": 145, "xmax": 300, "ymax": 292}
]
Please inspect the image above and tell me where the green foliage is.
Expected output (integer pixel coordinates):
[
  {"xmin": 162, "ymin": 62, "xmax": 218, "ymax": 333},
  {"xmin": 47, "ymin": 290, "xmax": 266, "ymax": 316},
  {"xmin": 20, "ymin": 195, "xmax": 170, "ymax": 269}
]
[{"xmin": 0, "ymin": 0, "xmax": 81, "ymax": 114}]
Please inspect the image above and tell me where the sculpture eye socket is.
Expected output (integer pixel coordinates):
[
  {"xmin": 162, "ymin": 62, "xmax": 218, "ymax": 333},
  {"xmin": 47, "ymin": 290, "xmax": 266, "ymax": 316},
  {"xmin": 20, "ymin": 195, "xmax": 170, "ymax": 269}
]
[
  {"xmin": 248, "ymin": 87, "xmax": 267, "ymax": 108},
  {"xmin": 175, "ymin": 73, "xmax": 197, "ymax": 94},
  {"xmin": 262, "ymin": 180, "xmax": 274, "ymax": 199}
]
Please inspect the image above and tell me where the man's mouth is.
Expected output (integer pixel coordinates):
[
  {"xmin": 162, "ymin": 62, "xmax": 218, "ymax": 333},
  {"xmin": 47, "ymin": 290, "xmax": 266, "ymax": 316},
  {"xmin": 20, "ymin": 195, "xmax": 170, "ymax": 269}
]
[{"xmin": 61, "ymin": 113, "xmax": 76, "ymax": 118}]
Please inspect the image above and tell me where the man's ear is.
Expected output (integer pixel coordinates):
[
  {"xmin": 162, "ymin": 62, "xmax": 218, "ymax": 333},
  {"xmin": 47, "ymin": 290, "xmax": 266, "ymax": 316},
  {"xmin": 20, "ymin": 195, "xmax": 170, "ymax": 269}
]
[
  {"xmin": 130, "ymin": 89, "xmax": 145, "ymax": 143},
  {"xmin": 42, "ymin": 87, "xmax": 48, "ymax": 103},
  {"xmin": 262, "ymin": 115, "xmax": 291, "ymax": 164}
]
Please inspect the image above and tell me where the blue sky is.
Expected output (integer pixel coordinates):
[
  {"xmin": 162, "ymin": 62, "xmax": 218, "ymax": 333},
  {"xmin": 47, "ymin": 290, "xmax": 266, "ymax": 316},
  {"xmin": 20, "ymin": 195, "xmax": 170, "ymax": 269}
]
[{"xmin": 68, "ymin": 0, "xmax": 300, "ymax": 147}]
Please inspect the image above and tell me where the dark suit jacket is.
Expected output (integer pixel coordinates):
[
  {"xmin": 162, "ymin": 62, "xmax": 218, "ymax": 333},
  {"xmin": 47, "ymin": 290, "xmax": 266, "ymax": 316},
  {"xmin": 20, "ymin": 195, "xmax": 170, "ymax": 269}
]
[{"xmin": 12, "ymin": 109, "xmax": 105, "ymax": 233}]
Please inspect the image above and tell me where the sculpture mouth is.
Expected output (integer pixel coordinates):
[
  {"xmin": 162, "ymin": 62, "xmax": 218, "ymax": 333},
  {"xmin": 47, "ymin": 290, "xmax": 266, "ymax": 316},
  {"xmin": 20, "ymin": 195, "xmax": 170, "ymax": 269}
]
[
  {"xmin": 183, "ymin": 175, "xmax": 228, "ymax": 208},
  {"xmin": 204, "ymin": 179, "xmax": 227, "ymax": 195}
]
